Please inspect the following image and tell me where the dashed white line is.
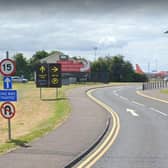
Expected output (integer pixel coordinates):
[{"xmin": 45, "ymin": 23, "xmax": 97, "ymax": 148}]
[
  {"xmin": 149, "ymin": 107, "xmax": 168, "ymax": 116},
  {"xmin": 132, "ymin": 101, "xmax": 145, "ymax": 107},
  {"xmin": 120, "ymin": 96, "xmax": 128, "ymax": 101},
  {"xmin": 113, "ymin": 90, "xmax": 119, "ymax": 96}
]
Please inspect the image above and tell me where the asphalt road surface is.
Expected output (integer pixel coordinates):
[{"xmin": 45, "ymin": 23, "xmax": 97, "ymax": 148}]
[{"xmin": 92, "ymin": 85, "xmax": 168, "ymax": 168}]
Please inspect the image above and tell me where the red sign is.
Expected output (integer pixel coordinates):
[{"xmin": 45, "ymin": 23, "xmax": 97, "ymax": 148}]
[
  {"xmin": 0, "ymin": 102, "xmax": 16, "ymax": 119},
  {"xmin": 0, "ymin": 59, "xmax": 16, "ymax": 76}
]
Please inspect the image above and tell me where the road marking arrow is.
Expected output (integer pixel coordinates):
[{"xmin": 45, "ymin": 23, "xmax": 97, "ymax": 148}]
[{"xmin": 126, "ymin": 108, "xmax": 139, "ymax": 117}]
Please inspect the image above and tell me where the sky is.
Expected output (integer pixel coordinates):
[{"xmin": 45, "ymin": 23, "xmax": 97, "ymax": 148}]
[{"xmin": 0, "ymin": 0, "xmax": 168, "ymax": 72}]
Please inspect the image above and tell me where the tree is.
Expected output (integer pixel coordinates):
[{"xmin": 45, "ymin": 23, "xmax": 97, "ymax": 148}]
[
  {"xmin": 91, "ymin": 55, "xmax": 147, "ymax": 82},
  {"xmin": 13, "ymin": 53, "xmax": 30, "ymax": 79}
]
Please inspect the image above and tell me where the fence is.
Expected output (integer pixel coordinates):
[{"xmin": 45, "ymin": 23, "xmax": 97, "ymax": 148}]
[{"xmin": 142, "ymin": 80, "xmax": 168, "ymax": 90}]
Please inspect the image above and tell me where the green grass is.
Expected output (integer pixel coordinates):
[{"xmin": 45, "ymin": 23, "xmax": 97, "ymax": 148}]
[
  {"xmin": 0, "ymin": 84, "xmax": 71, "ymax": 154},
  {"xmin": 160, "ymin": 89, "xmax": 168, "ymax": 94}
]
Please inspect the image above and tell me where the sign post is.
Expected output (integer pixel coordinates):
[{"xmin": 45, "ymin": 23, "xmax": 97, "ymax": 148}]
[
  {"xmin": 36, "ymin": 63, "xmax": 62, "ymax": 100},
  {"xmin": 0, "ymin": 52, "xmax": 17, "ymax": 140}
]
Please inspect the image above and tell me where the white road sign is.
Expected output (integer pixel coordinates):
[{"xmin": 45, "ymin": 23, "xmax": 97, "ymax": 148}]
[
  {"xmin": 0, "ymin": 102, "xmax": 16, "ymax": 119},
  {"xmin": 0, "ymin": 59, "xmax": 16, "ymax": 76}
]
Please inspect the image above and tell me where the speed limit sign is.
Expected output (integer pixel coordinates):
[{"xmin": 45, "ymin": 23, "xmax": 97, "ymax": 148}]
[
  {"xmin": 0, "ymin": 102, "xmax": 16, "ymax": 119},
  {"xmin": 0, "ymin": 59, "xmax": 16, "ymax": 76}
]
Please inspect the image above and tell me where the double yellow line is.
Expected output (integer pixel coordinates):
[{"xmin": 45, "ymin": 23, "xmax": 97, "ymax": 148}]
[{"xmin": 77, "ymin": 89, "xmax": 120, "ymax": 168}]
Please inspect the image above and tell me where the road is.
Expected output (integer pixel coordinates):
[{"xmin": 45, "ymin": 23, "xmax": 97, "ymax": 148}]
[{"xmin": 92, "ymin": 85, "xmax": 168, "ymax": 168}]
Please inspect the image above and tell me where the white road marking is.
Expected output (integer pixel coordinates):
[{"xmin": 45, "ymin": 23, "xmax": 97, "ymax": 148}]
[
  {"xmin": 132, "ymin": 101, "xmax": 145, "ymax": 107},
  {"xmin": 149, "ymin": 107, "xmax": 168, "ymax": 116},
  {"xmin": 113, "ymin": 90, "xmax": 119, "ymax": 96},
  {"xmin": 120, "ymin": 96, "xmax": 128, "ymax": 101},
  {"xmin": 126, "ymin": 108, "xmax": 139, "ymax": 117}
]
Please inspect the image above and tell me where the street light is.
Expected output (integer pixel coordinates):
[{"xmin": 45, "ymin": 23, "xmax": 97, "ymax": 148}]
[
  {"xmin": 93, "ymin": 47, "xmax": 98, "ymax": 61},
  {"xmin": 164, "ymin": 30, "xmax": 168, "ymax": 34}
]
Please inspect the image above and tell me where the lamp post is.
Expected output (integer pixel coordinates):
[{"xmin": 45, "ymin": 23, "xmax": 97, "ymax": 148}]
[{"xmin": 93, "ymin": 47, "xmax": 97, "ymax": 61}]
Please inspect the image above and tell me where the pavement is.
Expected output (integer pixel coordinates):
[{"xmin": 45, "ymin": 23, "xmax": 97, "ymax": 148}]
[
  {"xmin": 142, "ymin": 88, "xmax": 168, "ymax": 101},
  {"xmin": 0, "ymin": 86, "xmax": 110, "ymax": 168}
]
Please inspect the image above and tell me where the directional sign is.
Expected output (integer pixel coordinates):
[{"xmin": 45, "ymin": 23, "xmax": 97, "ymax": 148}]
[
  {"xmin": 36, "ymin": 63, "xmax": 62, "ymax": 88},
  {"xmin": 0, "ymin": 102, "xmax": 16, "ymax": 119},
  {"xmin": 3, "ymin": 77, "xmax": 12, "ymax": 89},
  {"xmin": 36, "ymin": 63, "xmax": 49, "ymax": 87},
  {"xmin": 0, "ymin": 90, "xmax": 17, "ymax": 101},
  {"xmin": 49, "ymin": 64, "xmax": 62, "ymax": 87},
  {"xmin": 0, "ymin": 59, "xmax": 16, "ymax": 76}
]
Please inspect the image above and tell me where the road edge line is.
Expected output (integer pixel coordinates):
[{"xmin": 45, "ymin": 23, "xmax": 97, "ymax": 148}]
[
  {"xmin": 77, "ymin": 89, "xmax": 120, "ymax": 168},
  {"xmin": 136, "ymin": 91, "xmax": 168, "ymax": 104}
]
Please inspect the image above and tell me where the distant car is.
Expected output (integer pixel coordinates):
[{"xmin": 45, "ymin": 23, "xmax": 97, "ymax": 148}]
[
  {"xmin": 12, "ymin": 76, "xmax": 28, "ymax": 83},
  {"xmin": 163, "ymin": 76, "xmax": 168, "ymax": 81}
]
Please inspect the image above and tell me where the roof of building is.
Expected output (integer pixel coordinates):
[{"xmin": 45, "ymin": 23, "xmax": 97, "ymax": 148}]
[{"xmin": 40, "ymin": 52, "xmax": 62, "ymax": 63}]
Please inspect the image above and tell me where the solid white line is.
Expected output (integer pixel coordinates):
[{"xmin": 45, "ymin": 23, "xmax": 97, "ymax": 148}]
[
  {"xmin": 149, "ymin": 107, "xmax": 168, "ymax": 116},
  {"xmin": 132, "ymin": 101, "xmax": 145, "ymax": 107},
  {"xmin": 126, "ymin": 108, "xmax": 139, "ymax": 117}
]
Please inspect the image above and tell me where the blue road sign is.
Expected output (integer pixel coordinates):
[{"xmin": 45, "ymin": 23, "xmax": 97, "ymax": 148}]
[
  {"xmin": 0, "ymin": 90, "xmax": 17, "ymax": 101},
  {"xmin": 3, "ymin": 77, "xmax": 12, "ymax": 89}
]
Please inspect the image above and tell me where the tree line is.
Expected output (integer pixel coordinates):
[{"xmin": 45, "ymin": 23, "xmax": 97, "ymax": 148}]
[
  {"xmin": 11, "ymin": 51, "xmax": 147, "ymax": 82},
  {"xmin": 91, "ymin": 55, "xmax": 148, "ymax": 82}
]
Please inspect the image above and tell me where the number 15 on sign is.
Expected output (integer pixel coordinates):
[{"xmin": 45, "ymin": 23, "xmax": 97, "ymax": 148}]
[{"xmin": 0, "ymin": 59, "xmax": 16, "ymax": 76}]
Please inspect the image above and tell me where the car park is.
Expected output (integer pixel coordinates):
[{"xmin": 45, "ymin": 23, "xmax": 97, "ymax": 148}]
[{"xmin": 11, "ymin": 76, "xmax": 28, "ymax": 83}]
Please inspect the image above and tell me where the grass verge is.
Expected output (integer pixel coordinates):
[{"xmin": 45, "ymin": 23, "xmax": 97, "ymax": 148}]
[{"xmin": 0, "ymin": 83, "xmax": 71, "ymax": 154}]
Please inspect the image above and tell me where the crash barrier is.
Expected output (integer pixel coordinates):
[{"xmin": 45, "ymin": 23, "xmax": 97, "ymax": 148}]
[{"xmin": 142, "ymin": 80, "xmax": 168, "ymax": 90}]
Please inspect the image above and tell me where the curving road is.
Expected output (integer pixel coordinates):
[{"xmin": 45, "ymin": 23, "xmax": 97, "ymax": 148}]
[{"xmin": 92, "ymin": 85, "xmax": 168, "ymax": 168}]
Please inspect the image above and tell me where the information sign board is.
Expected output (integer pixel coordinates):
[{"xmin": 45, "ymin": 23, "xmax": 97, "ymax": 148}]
[
  {"xmin": 49, "ymin": 64, "xmax": 62, "ymax": 87},
  {"xmin": 36, "ymin": 63, "xmax": 49, "ymax": 87},
  {"xmin": 36, "ymin": 63, "xmax": 62, "ymax": 88},
  {"xmin": 0, "ymin": 90, "xmax": 17, "ymax": 101}
]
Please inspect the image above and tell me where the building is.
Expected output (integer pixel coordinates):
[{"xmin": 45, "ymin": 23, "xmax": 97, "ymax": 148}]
[{"xmin": 40, "ymin": 53, "xmax": 90, "ymax": 84}]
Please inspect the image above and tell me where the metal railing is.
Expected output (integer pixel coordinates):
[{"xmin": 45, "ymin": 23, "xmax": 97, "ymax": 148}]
[{"xmin": 142, "ymin": 80, "xmax": 168, "ymax": 90}]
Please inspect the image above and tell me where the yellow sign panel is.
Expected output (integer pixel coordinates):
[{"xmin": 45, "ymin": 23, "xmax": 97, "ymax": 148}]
[
  {"xmin": 51, "ymin": 78, "xmax": 59, "ymax": 84},
  {"xmin": 40, "ymin": 66, "xmax": 46, "ymax": 73},
  {"xmin": 51, "ymin": 66, "xmax": 58, "ymax": 73}
]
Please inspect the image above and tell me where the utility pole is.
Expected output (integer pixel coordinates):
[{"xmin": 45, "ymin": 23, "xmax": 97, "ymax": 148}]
[{"xmin": 93, "ymin": 47, "xmax": 97, "ymax": 61}]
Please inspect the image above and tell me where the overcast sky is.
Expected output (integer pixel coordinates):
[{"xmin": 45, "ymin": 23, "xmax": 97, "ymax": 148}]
[{"xmin": 0, "ymin": 0, "xmax": 168, "ymax": 72}]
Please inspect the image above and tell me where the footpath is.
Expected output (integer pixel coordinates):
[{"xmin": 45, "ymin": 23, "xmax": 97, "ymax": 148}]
[
  {"xmin": 0, "ymin": 86, "xmax": 109, "ymax": 168},
  {"xmin": 141, "ymin": 88, "xmax": 168, "ymax": 102}
]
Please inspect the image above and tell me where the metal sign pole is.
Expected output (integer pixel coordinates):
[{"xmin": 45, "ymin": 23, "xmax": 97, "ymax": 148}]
[
  {"xmin": 40, "ymin": 88, "xmax": 42, "ymax": 100},
  {"xmin": 6, "ymin": 51, "xmax": 12, "ymax": 140},
  {"xmin": 56, "ymin": 88, "xmax": 58, "ymax": 99},
  {"xmin": 8, "ymin": 119, "xmax": 11, "ymax": 140}
]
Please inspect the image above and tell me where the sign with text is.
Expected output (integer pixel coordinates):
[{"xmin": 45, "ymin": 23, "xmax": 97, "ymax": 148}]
[
  {"xmin": 48, "ymin": 64, "xmax": 62, "ymax": 87},
  {"xmin": 0, "ymin": 90, "xmax": 17, "ymax": 101},
  {"xmin": 36, "ymin": 63, "xmax": 49, "ymax": 87},
  {"xmin": 36, "ymin": 63, "xmax": 62, "ymax": 88}
]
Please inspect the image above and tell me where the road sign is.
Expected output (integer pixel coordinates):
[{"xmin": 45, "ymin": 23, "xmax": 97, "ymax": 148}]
[
  {"xmin": 0, "ymin": 59, "xmax": 16, "ymax": 76},
  {"xmin": 36, "ymin": 63, "xmax": 49, "ymax": 87},
  {"xmin": 0, "ymin": 102, "xmax": 16, "ymax": 119},
  {"xmin": 0, "ymin": 90, "xmax": 17, "ymax": 101},
  {"xmin": 49, "ymin": 64, "xmax": 62, "ymax": 87},
  {"xmin": 3, "ymin": 77, "xmax": 12, "ymax": 89},
  {"xmin": 36, "ymin": 63, "xmax": 62, "ymax": 88}
]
